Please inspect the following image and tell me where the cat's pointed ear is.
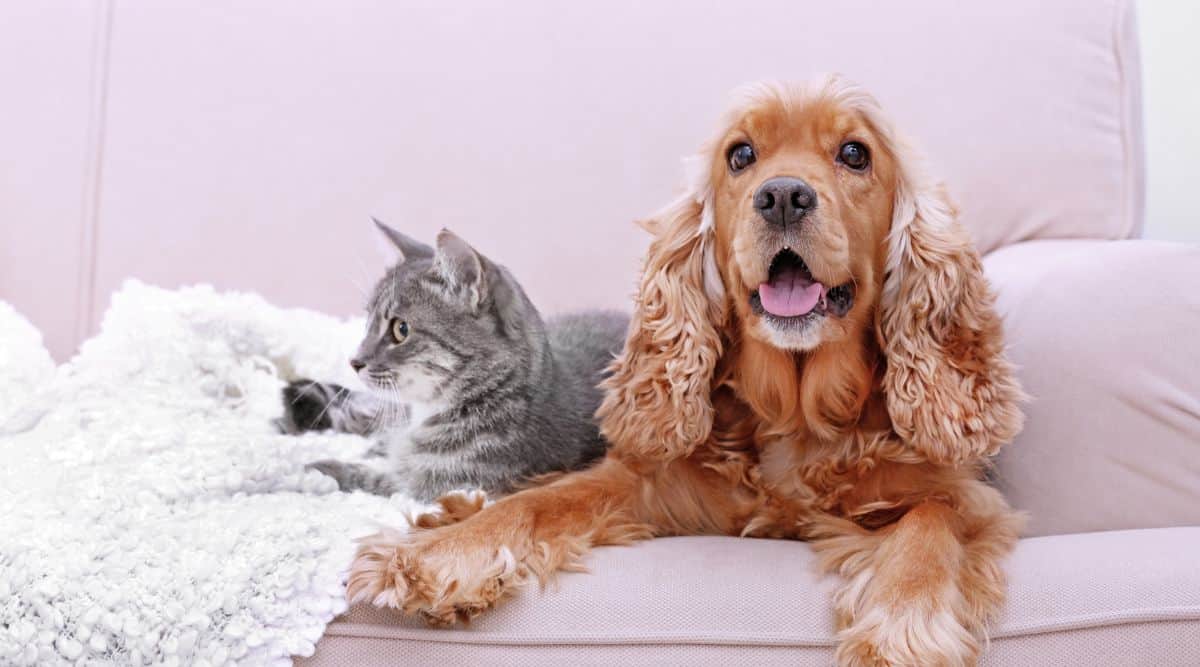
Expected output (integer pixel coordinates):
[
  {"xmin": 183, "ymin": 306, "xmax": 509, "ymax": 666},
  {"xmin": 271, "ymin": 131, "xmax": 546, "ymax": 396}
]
[
  {"xmin": 433, "ymin": 229, "xmax": 487, "ymax": 309},
  {"xmin": 373, "ymin": 217, "xmax": 433, "ymax": 263}
]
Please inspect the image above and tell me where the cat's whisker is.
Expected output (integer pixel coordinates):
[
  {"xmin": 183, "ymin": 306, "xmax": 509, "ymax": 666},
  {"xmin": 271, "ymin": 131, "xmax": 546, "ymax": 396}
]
[
  {"xmin": 287, "ymin": 384, "xmax": 314, "ymax": 408},
  {"xmin": 348, "ymin": 268, "xmax": 369, "ymax": 299},
  {"xmin": 366, "ymin": 380, "xmax": 396, "ymax": 433},
  {"xmin": 386, "ymin": 381, "xmax": 403, "ymax": 427},
  {"xmin": 364, "ymin": 394, "xmax": 382, "ymax": 433},
  {"xmin": 310, "ymin": 385, "xmax": 350, "ymax": 430},
  {"xmin": 352, "ymin": 248, "xmax": 377, "ymax": 299}
]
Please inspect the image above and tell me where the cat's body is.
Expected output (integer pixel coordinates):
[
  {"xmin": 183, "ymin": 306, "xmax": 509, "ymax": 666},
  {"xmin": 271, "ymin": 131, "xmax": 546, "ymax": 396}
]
[{"xmin": 278, "ymin": 222, "xmax": 627, "ymax": 502}]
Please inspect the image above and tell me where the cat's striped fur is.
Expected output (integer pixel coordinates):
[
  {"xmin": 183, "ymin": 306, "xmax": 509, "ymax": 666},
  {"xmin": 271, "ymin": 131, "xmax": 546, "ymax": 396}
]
[{"xmin": 278, "ymin": 222, "xmax": 627, "ymax": 502}]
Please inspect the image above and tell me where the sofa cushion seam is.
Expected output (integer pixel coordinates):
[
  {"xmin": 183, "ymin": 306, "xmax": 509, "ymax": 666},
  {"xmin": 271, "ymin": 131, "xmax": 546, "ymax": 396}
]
[{"xmin": 320, "ymin": 606, "xmax": 1200, "ymax": 646}]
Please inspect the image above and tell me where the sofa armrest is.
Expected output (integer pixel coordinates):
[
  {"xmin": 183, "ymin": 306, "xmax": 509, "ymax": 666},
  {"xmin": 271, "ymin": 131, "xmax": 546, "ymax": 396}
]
[{"xmin": 984, "ymin": 239, "xmax": 1200, "ymax": 537}]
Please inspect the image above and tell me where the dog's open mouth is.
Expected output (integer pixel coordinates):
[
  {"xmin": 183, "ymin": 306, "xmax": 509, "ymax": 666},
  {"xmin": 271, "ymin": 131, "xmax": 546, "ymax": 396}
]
[{"xmin": 750, "ymin": 249, "xmax": 855, "ymax": 319}]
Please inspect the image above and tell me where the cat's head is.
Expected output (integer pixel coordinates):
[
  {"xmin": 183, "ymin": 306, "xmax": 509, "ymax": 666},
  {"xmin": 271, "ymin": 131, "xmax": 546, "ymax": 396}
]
[{"xmin": 351, "ymin": 220, "xmax": 539, "ymax": 404}]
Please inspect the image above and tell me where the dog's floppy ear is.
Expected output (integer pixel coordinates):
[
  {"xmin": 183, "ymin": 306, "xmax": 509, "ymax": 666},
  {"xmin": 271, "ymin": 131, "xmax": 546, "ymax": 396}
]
[
  {"xmin": 598, "ymin": 180, "xmax": 726, "ymax": 462},
  {"xmin": 878, "ymin": 156, "xmax": 1024, "ymax": 465}
]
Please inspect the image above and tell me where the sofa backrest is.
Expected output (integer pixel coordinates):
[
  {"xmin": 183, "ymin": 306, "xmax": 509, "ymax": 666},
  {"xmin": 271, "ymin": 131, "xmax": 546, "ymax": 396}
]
[{"xmin": 1, "ymin": 0, "xmax": 1144, "ymax": 359}]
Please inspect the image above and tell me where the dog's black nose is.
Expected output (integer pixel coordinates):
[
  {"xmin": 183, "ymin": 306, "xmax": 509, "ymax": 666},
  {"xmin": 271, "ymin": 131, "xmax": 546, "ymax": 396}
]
[
  {"xmin": 349, "ymin": 359, "xmax": 366, "ymax": 372},
  {"xmin": 754, "ymin": 177, "xmax": 817, "ymax": 227}
]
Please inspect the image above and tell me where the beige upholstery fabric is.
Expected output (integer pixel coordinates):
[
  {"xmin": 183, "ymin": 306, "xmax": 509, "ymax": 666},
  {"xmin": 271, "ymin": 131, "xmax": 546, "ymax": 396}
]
[
  {"xmin": 299, "ymin": 624, "xmax": 1200, "ymax": 666},
  {"xmin": 985, "ymin": 240, "xmax": 1200, "ymax": 537},
  {"xmin": 297, "ymin": 529, "xmax": 1200, "ymax": 666}
]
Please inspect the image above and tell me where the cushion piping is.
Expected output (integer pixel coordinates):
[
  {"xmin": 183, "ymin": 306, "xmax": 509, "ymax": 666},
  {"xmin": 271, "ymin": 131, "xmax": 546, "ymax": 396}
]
[{"xmin": 319, "ymin": 605, "xmax": 1200, "ymax": 648}]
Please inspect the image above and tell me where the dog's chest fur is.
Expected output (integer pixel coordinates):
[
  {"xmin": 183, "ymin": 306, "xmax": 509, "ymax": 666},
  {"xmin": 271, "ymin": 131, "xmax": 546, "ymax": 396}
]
[{"xmin": 755, "ymin": 429, "xmax": 946, "ymax": 531}]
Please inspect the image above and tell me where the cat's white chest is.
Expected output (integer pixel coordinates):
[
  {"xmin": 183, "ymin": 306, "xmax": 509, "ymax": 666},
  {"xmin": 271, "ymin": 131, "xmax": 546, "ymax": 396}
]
[{"xmin": 385, "ymin": 401, "xmax": 444, "ymax": 462}]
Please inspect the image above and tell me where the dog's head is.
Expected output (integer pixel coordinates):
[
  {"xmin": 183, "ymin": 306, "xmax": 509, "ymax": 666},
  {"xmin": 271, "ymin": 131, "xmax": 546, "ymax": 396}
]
[
  {"xmin": 600, "ymin": 76, "xmax": 1022, "ymax": 465},
  {"xmin": 703, "ymin": 82, "xmax": 896, "ymax": 352}
]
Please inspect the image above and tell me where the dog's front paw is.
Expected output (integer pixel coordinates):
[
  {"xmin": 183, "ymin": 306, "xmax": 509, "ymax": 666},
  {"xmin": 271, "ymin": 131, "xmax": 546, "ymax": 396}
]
[
  {"xmin": 347, "ymin": 525, "xmax": 525, "ymax": 626},
  {"xmin": 837, "ymin": 605, "xmax": 978, "ymax": 667},
  {"xmin": 278, "ymin": 379, "xmax": 334, "ymax": 433},
  {"xmin": 412, "ymin": 489, "xmax": 488, "ymax": 528}
]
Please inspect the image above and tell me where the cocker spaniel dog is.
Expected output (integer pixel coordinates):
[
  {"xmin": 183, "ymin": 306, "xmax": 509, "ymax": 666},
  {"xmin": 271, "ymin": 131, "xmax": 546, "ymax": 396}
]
[{"xmin": 348, "ymin": 76, "xmax": 1025, "ymax": 666}]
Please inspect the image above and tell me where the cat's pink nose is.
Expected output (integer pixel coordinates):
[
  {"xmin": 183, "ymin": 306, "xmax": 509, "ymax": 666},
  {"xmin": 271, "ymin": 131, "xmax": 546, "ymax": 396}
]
[{"xmin": 349, "ymin": 359, "xmax": 366, "ymax": 372}]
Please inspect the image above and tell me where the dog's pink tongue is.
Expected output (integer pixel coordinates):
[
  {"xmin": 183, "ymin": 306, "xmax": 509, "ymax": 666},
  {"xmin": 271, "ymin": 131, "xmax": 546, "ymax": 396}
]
[{"xmin": 759, "ymin": 268, "xmax": 824, "ymax": 317}]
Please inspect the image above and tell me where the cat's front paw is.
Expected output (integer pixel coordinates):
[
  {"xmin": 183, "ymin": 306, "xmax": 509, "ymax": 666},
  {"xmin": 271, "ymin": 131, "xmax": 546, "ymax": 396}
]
[
  {"xmin": 306, "ymin": 460, "xmax": 398, "ymax": 495},
  {"xmin": 277, "ymin": 379, "xmax": 334, "ymax": 434},
  {"xmin": 306, "ymin": 459, "xmax": 347, "ymax": 483}
]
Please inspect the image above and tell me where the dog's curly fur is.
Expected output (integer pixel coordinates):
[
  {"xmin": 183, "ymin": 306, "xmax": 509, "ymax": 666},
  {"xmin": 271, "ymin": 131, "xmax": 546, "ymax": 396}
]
[{"xmin": 347, "ymin": 76, "xmax": 1026, "ymax": 666}]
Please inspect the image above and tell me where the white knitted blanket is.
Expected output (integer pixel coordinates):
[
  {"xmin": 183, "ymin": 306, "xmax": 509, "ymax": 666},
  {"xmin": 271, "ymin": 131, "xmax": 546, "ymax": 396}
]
[{"xmin": 0, "ymin": 282, "xmax": 425, "ymax": 666}]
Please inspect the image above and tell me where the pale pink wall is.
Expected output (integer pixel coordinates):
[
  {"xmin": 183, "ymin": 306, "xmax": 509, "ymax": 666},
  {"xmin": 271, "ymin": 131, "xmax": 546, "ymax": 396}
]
[
  {"xmin": 0, "ymin": 1, "xmax": 102, "ymax": 360},
  {"xmin": 2, "ymin": 1, "xmax": 1142, "ymax": 360}
]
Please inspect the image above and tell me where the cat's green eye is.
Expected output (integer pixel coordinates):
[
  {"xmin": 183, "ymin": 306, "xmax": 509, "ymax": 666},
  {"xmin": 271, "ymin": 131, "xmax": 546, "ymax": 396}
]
[{"xmin": 390, "ymin": 319, "xmax": 409, "ymax": 344}]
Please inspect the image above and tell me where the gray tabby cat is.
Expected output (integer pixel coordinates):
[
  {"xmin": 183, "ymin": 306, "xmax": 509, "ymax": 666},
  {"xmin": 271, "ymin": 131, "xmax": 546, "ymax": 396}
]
[{"xmin": 278, "ymin": 220, "xmax": 628, "ymax": 502}]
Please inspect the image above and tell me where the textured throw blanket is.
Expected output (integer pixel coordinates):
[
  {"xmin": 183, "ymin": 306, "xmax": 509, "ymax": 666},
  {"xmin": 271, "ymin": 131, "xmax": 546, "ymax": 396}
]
[{"xmin": 0, "ymin": 282, "xmax": 426, "ymax": 666}]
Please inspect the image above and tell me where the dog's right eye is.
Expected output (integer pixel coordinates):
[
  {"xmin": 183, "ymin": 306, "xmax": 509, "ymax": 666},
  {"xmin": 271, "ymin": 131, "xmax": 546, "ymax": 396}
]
[{"xmin": 727, "ymin": 143, "xmax": 756, "ymax": 173}]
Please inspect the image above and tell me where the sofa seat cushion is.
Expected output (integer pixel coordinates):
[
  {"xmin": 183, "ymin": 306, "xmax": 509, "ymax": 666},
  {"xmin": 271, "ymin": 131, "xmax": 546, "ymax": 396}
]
[
  {"xmin": 985, "ymin": 239, "xmax": 1200, "ymax": 537},
  {"xmin": 298, "ymin": 527, "xmax": 1200, "ymax": 666}
]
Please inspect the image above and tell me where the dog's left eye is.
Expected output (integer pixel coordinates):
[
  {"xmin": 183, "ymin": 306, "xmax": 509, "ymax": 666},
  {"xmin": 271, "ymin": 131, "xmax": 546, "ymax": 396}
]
[
  {"xmin": 838, "ymin": 142, "xmax": 870, "ymax": 170},
  {"xmin": 727, "ymin": 143, "xmax": 756, "ymax": 172}
]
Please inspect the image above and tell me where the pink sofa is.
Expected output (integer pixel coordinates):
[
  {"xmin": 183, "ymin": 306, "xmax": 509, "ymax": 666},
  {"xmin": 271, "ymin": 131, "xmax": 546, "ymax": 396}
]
[{"xmin": 4, "ymin": 1, "xmax": 1197, "ymax": 664}]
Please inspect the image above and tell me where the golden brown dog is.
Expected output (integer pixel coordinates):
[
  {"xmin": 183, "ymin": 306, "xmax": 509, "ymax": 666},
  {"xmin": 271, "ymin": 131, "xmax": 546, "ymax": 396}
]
[{"xmin": 348, "ymin": 76, "xmax": 1026, "ymax": 666}]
